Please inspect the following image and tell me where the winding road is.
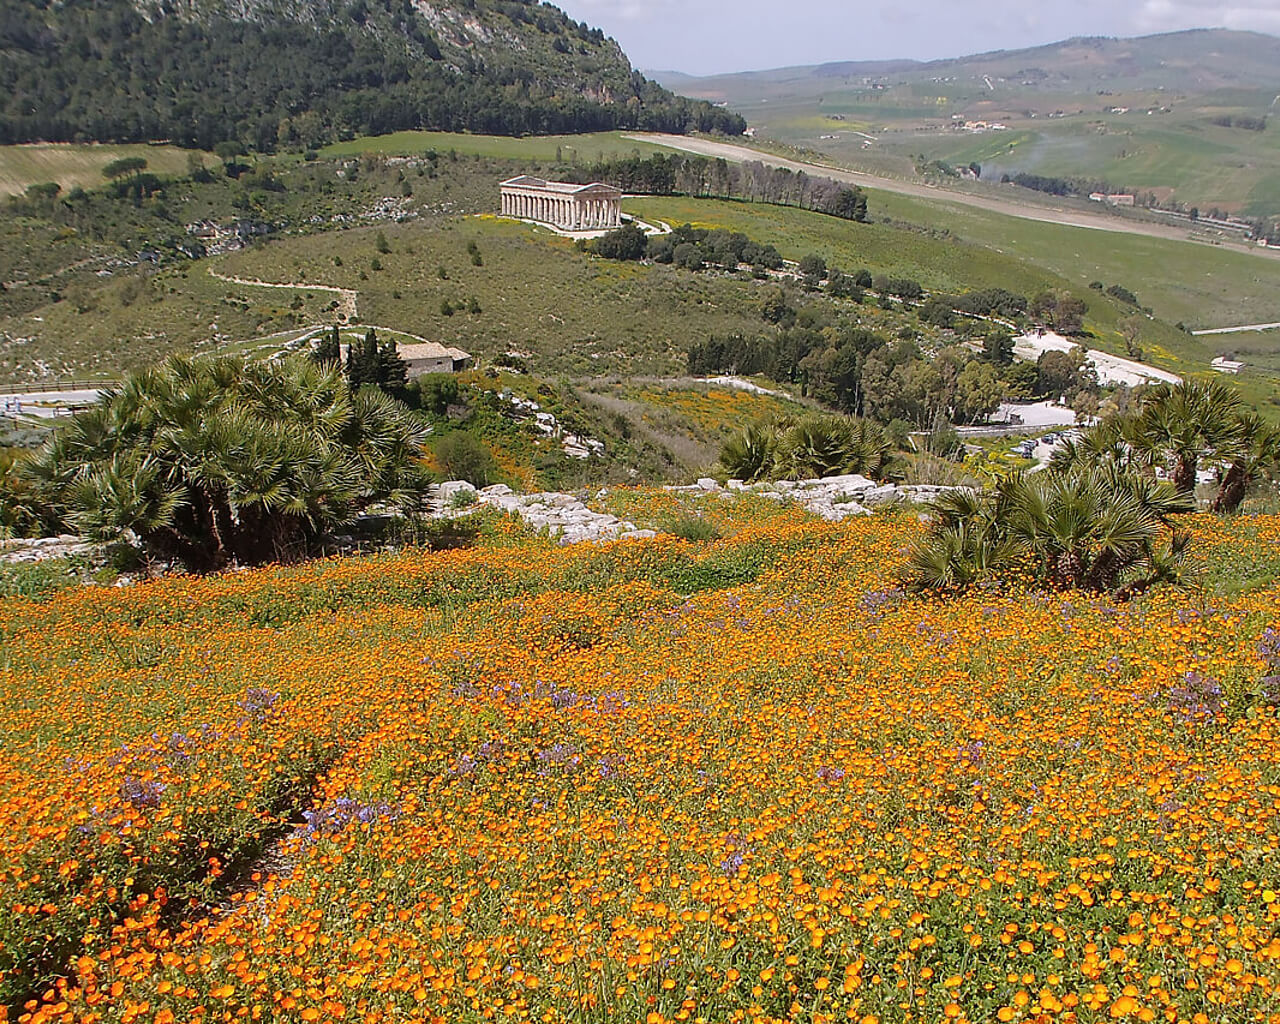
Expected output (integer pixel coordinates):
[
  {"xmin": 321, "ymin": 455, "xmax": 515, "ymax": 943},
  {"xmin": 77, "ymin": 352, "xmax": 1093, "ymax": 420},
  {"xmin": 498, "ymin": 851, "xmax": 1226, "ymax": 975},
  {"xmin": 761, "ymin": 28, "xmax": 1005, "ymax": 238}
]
[
  {"xmin": 1191, "ymin": 322, "xmax": 1280, "ymax": 336},
  {"xmin": 207, "ymin": 266, "xmax": 359, "ymax": 320}
]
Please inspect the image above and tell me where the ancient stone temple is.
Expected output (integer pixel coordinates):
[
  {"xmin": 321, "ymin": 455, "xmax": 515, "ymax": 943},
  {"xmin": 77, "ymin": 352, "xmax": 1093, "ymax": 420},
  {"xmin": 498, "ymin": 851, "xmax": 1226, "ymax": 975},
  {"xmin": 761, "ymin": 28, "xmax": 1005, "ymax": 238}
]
[{"xmin": 499, "ymin": 176, "xmax": 623, "ymax": 231}]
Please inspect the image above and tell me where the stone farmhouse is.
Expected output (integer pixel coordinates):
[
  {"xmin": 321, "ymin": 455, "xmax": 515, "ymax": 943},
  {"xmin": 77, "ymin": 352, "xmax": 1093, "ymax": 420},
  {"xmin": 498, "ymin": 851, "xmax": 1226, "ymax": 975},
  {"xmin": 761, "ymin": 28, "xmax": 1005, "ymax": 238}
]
[
  {"xmin": 499, "ymin": 176, "xmax": 623, "ymax": 231},
  {"xmin": 337, "ymin": 339, "xmax": 471, "ymax": 377},
  {"xmin": 398, "ymin": 342, "xmax": 472, "ymax": 377}
]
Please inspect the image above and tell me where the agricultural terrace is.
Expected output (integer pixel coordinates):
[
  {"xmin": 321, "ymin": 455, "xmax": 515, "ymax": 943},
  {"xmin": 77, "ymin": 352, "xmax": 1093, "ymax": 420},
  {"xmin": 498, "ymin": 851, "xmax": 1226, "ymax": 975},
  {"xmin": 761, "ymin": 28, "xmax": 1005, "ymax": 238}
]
[{"xmin": 2, "ymin": 500, "xmax": 1280, "ymax": 1023}]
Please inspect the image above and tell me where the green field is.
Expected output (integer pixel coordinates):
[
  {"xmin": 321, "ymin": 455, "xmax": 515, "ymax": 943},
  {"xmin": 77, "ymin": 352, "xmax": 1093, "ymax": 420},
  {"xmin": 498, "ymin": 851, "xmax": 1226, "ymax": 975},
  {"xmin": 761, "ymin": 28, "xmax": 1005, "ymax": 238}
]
[
  {"xmin": 0, "ymin": 143, "xmax": 211, "ymax": 197},
  {"xmin": 661, "ymin": 31, "xmax": 1280, "ymax": 219},
  {"xmin": 322, "ymin": 130, "xmax": 668, "ymax": 163}
]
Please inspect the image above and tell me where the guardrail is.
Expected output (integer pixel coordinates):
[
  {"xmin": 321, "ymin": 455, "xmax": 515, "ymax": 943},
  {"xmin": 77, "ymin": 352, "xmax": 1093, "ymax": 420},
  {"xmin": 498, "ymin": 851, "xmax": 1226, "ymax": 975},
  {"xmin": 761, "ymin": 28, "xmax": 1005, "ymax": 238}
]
[{"xmin": 0, "ymin": 381, "xmax": 118, "ymax": 395}]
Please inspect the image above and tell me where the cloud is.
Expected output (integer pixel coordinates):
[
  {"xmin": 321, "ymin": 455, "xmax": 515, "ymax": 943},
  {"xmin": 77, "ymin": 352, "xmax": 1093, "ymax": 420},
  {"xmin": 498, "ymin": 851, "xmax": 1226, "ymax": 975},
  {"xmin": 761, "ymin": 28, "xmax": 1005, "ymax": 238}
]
[{"xmin": 1134, "ymin": 0, "xmax": 1280, "ymax": 32}]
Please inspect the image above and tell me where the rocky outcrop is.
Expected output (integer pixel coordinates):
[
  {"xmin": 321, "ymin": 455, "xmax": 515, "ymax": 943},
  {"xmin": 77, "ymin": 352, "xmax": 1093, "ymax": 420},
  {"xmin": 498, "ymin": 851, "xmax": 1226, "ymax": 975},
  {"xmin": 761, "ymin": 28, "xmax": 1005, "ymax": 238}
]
[
  {"xmin": 427, "ymin": 483, "xmax": 654, "ymax": 544},
  {"xmin": 425, "ymin": 475, "xmax": 955, "ymax": 545},
  {"xmin": 664, "ymin": 474, "xmax": 955, "ymax": 522}
]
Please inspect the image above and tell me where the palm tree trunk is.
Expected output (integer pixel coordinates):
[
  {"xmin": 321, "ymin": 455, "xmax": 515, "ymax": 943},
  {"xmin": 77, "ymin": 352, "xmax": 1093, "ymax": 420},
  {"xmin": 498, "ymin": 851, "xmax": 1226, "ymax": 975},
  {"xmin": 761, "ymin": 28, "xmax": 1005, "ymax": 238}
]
[
  {"xmin": 1173, "ymin": 456, "xmax": 1198, "ymax": 495},
  {"xmin": 1211, "ymin": 463, "xmax": 1249, "ymax": 514}
]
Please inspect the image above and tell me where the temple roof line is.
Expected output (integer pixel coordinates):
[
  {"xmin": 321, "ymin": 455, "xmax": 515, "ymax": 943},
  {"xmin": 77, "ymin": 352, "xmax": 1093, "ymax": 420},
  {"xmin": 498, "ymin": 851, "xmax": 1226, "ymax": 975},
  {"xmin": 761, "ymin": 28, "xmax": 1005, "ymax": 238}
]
[{"xmin": 499, "ymin": 176, "xmax": 622, "ymax": 196}]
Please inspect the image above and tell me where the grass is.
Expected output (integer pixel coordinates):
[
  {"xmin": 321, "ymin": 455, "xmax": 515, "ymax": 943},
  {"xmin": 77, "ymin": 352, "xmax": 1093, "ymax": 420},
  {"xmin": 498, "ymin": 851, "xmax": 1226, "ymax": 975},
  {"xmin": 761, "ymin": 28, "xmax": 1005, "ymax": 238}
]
[
  {"xmin": 0, "ymin": 143, "xmax": 211, "ymax": 198},
  {"xmin": 322, "ymin": 130, "xmax": 669, "ymax": 163}
]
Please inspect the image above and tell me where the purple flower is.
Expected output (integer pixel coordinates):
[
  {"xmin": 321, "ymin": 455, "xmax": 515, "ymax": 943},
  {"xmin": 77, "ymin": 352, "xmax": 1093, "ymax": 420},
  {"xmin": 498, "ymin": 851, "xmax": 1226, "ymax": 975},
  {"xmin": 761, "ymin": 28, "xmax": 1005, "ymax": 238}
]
[
  {"xmin": 240, "ymin": 688, "xmax": 281, "ymax": 719},
  {"xmin": 720, "ymin": 851, "xmax": 745, "ymax": 876},
  {"xmin": 1258, "ymin": 629, "xmax": 1280, "ymax": 670},
  {"xmin": 1165, "ymin": 671, "xmax": 1225, "ymax": 721},
  {"xmin": 859, "ymin": 588, "xmax": 904, "ymax": 617},
  {"xmin": 816, "ymin": 765, "xmax": 845, "ymax": 783},
  {"xmin": 597, "ymin": 755, "xmax": 626, "ymax": 778},
  {"xmin": 118, "ymin": 776, "xmax": 165, "ymax": 809},
  {"xmin": 535, "ymin": 743, "xmax": 578, "ymax": 775},
  {"xmin": 301, "ymin": 797, "xmax": 396, "ymax": 837}
]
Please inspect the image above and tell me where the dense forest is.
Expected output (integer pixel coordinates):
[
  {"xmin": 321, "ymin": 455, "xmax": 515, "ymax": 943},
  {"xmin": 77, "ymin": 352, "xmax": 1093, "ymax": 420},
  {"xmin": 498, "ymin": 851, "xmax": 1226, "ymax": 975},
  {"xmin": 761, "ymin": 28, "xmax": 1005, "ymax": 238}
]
[
  {"xmin": 0, "ymin": 0, "xmax": 745, "ymax": 148},
  {"xmin": 568, "ymin": 155, "xmax": 869, "ymax": 221}
]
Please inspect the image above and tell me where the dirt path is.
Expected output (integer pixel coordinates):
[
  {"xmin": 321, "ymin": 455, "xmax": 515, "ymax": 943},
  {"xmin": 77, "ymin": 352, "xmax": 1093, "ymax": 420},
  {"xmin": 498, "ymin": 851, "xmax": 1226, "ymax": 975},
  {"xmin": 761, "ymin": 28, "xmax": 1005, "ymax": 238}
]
[
  {"xmin": 624, "ymin": 134, "xmax": 1280, "ymax": 258},
  {"xmin": 207, "ymin": 266, "xmax": 359, "ymax": 320}
]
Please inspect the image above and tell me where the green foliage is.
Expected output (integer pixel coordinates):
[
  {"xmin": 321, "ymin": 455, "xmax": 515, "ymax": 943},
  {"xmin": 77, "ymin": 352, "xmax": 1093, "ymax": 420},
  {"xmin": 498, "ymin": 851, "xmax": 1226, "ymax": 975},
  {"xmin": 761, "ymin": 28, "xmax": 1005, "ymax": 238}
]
[
  {"xmin": 588, "ymin": 223, "xmax": 649, "ymax": 261},
  {"xmin": 0, "ymin": 556, "xmax": 101, "ymax": 600},
  {"xmin": 662, "ymin": 514, "xmax": 722, "ymax": 542},
  {"xmin": 982, "ymin": 330, "xmax": 1015, "ymax": 366},
  {"xmin": 26, "ymin": 355, "xmax": 428, "ymax": 571},
  {"xmin": 345, "ymin": 328, "xmax": 407, "ymax": 395},
  {"xmin": 572, "ymin": 154, "xmax": 868, "ymax": 222},
  {"xmin": 434, "ymin": 431, "xmax": 496, "ymax": 487},
  {"xmin": 718, "ymin": 422, "xmax": 777, "ymax": 483},
  {"xmin": 720, "ymin": 414, "xmax": 894, "ymax": 483},
  {"xmin": 413, "ymin": 373, "xmax": 461, "ymax": 416},
  {"xmin": 312, "ymin": 325, "xmax": 342, "ymax": 366},
  {"xmin": 101, "ymin": 156, "xmax": 147, "ymax": 180},
  {"xmin": 1054, "ymin": 380, "xmax": 1280, "ymax": 511},
  {"xmin": 906, "ymin": 467, "xmax": 1194, "ymax": 598},
  {"xmin": 0, "ymin": 0, "xmax": 743, "ymax": 150}
]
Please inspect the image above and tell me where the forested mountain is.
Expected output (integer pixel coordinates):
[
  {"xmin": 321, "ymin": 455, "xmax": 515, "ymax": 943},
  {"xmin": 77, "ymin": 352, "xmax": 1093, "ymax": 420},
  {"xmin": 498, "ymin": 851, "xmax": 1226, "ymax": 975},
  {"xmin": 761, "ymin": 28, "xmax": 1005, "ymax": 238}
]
[{"xmin": 0, "ymin": 0, "xmax": 744, "ymax": 149}]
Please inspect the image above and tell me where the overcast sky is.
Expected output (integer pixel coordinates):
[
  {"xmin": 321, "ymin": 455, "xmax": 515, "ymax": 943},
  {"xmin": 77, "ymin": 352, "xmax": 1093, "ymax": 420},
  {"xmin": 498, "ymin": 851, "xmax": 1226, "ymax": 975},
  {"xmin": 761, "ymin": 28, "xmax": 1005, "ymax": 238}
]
[{"xmin": 553, "ymin": 0, "xmax": 1280, "ymax": 75}]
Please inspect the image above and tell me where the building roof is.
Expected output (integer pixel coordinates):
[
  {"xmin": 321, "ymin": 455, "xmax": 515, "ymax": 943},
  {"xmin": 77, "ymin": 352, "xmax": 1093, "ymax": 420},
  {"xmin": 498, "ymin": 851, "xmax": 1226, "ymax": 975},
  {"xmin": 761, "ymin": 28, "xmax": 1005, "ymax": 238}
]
[
  {"xmin": 398, "ymin": 342, "xmax": 470, "ymax": 362},
  {"xmin": 500, "ymin": 175, "xmax": 622, "ymax": 196}
]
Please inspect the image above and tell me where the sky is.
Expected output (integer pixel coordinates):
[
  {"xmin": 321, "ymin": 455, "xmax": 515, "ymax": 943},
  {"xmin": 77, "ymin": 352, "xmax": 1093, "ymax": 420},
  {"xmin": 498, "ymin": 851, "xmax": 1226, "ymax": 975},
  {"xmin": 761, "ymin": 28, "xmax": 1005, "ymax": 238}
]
[{"xmin": 552, "ymin": 0, "xmax": 1280, "ymax": 75}]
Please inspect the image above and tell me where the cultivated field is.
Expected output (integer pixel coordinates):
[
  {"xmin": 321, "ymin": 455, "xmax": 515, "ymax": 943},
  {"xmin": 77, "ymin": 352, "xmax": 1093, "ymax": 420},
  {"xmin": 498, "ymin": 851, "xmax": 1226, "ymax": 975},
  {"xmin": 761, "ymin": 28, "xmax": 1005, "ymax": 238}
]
[
  {"xmin": 3, "ymin": 499, "xmax": 1279, "ymax": 1022},
  {"xmin": 322, "ymin": 131, "xmax": 670, "ymax": 163},
  {"xmin": 0, "ymin": 144, "xmax": 210, "ymax": 198}
]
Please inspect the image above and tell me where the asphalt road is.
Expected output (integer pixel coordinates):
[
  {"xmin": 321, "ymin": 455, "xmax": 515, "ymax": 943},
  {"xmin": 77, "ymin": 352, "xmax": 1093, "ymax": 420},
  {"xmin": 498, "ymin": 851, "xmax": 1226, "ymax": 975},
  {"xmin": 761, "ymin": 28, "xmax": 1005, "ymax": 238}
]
[{"xmin": 0, "ymin": 389, "xmax": 103, "ymax": 419}]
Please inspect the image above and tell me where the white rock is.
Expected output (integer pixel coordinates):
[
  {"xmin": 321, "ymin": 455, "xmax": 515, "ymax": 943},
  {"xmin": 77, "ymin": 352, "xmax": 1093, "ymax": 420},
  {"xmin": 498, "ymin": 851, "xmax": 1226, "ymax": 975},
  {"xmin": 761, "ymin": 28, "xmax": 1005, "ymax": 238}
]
[
  {"xmin": 696, "ymin": 477, "xmax": 721, "ymax": 491},
  {"xmin": 437, "ymin": 480, "xmax": 477, "ymax": 500}
]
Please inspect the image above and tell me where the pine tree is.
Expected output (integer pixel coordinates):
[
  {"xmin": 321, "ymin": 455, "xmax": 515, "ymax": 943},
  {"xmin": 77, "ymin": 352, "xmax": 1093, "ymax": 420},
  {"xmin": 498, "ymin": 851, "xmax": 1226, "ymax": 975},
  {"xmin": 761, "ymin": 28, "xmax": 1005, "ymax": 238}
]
[
  {"xmin": 377, "ymin": 340, "xmax": 408, "ymax": 395},
  {"xmin": 313, "ymin": 325, "xmax": 340, "ymax": 365},
  {"xmin": 347, "ymin": 328, "xmax": 380, "ymax": 386}
]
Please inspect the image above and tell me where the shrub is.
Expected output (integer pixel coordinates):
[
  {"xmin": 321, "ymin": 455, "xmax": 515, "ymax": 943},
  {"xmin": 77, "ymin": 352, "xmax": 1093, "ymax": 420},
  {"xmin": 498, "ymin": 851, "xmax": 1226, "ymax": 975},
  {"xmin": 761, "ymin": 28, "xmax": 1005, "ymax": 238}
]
[
  {"xmin": 721, "ymin": 415, "xmax": 893, "ymax": 483},
  {"xmin": 662, "ymin": 514, "xmax": 721, "ymax": 542},
  {"xmin": 26, "ymin": 355, "xmax": 429, "ymax": 572},
  {"xmin": 589, "ymin": 222, "xmax": 648, "ymax": 261},
  {"xmin": 434, "ymin": 431, "xmax": 496, "ymax": 487},
  {"xmin": 905, "ymin": 467, "xmax": 1193, "ymax": 598}
]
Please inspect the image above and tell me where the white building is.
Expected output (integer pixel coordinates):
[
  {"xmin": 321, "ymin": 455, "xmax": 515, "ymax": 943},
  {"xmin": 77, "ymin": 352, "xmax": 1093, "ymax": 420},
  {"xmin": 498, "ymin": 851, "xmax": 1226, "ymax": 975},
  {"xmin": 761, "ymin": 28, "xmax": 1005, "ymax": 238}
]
[{"xmin": 499, "ymin": 176, "xmax": 622, "ymax": 231}]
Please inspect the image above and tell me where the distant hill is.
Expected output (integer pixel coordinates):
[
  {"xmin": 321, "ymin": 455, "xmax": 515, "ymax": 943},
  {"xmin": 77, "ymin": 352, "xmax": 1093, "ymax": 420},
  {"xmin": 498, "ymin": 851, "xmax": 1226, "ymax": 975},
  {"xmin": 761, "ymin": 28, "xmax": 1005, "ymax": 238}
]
[
  {"xmin": 0, "ymin": 0, "xmax": 744, "ymax": 149},
  {"xmin": 655, "ymin": 29, "xmax": 1280, "ymax": 102}
]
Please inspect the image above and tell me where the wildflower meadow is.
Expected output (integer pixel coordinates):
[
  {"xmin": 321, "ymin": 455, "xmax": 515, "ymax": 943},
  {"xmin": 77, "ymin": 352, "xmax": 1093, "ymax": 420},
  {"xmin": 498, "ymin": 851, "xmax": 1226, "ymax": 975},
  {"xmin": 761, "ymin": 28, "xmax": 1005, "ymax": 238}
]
[{"xmin": 1, "ymin": 498, "xmax": 1277, "ymax": 1023}]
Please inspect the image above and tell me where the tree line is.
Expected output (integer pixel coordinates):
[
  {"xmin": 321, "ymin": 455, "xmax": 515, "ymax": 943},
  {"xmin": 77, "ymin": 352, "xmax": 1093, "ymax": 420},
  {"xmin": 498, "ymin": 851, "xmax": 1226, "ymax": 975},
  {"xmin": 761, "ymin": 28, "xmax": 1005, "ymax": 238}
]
[{"xmin": 565, "ymin": 155, "xmax": 869, "ymax": 221}]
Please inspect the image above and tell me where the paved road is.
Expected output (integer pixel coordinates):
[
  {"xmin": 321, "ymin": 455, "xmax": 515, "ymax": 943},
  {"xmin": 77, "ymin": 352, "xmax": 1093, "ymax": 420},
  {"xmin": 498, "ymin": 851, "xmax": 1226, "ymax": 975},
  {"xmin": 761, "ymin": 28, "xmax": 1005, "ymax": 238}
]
[
  {"xmin": 625, "ymin": 134, "xmax": 1280, "ymax": 257},
  {"xmin": 1192, "ymin": 322, "xmax": 1280, "ymax": 336},
  {"xmin": 1, "ymin": 389, "xmax": 103, "ymax": 419}
]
